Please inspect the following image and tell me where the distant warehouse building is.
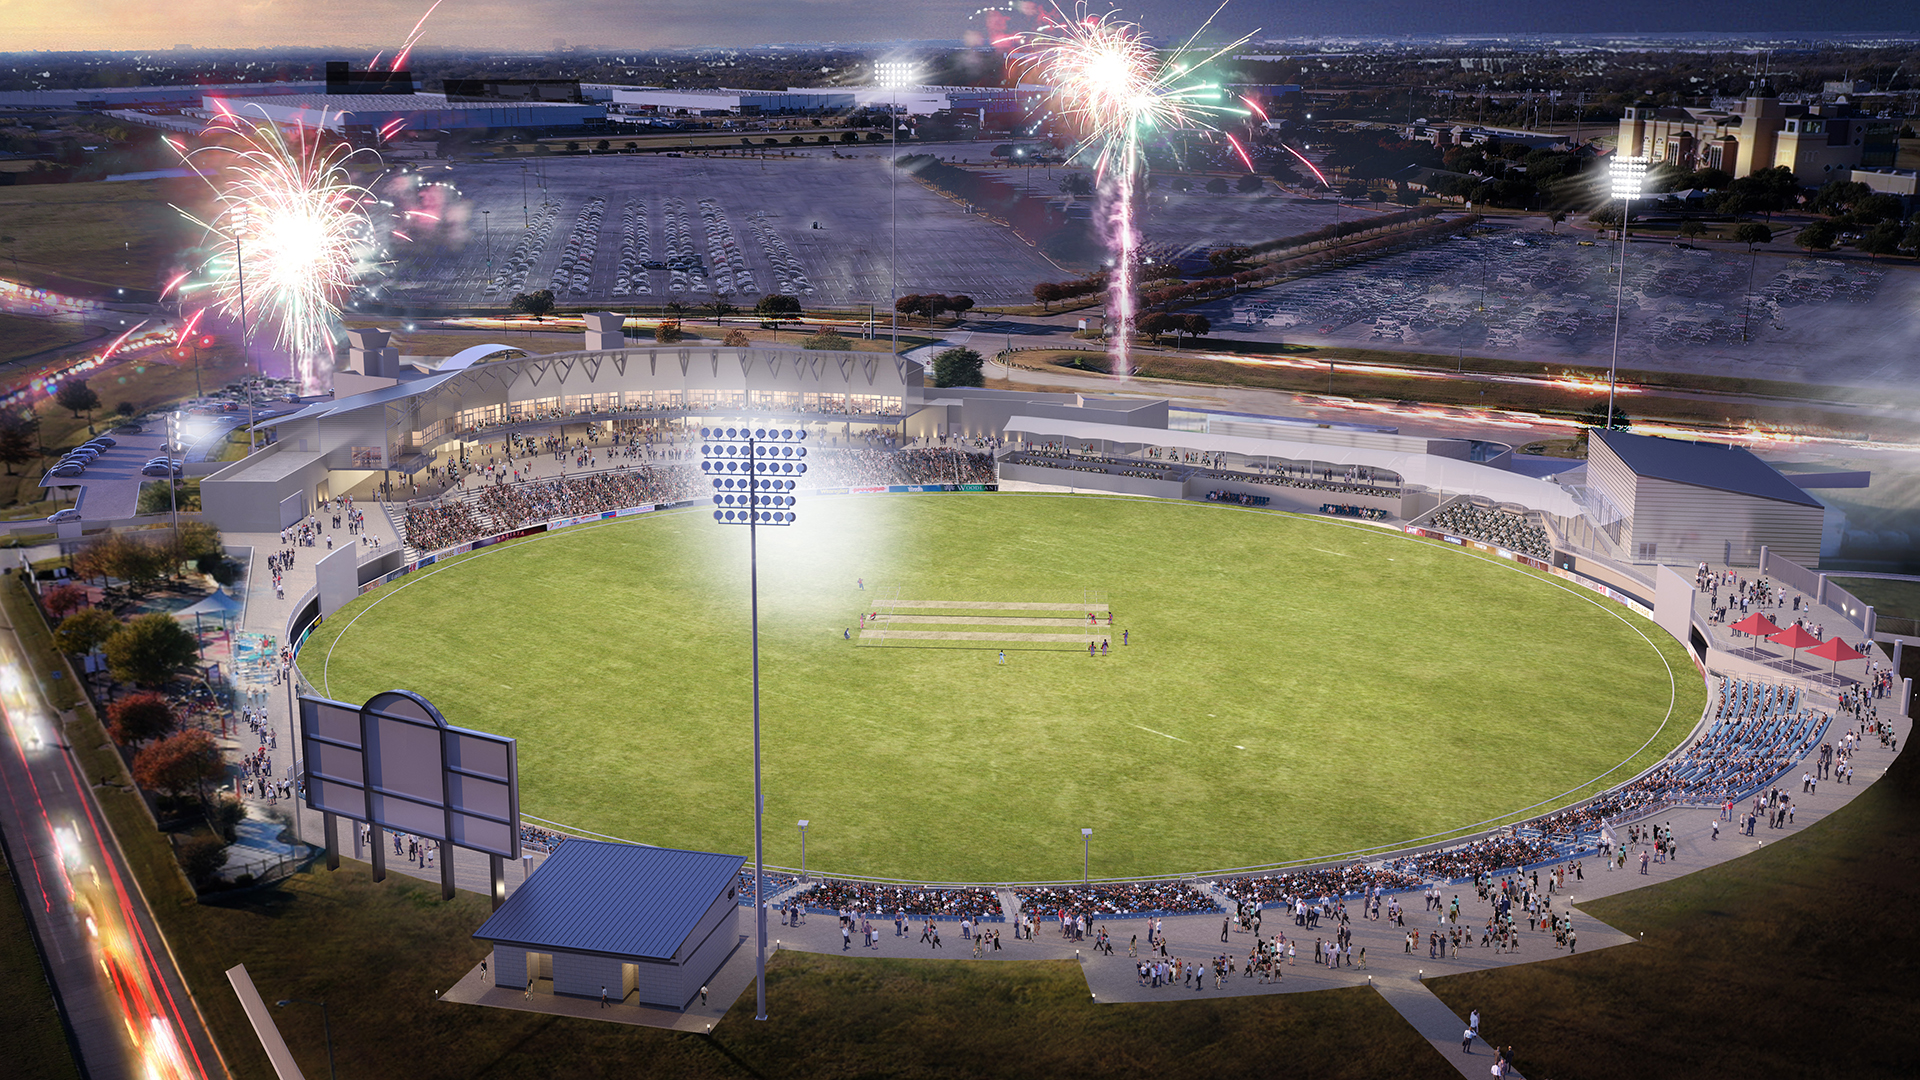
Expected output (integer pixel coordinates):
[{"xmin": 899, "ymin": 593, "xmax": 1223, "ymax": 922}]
[
  {"xmin": 201, "ymin": 92, "xmax": 603, "ymax": 135},
  {"xmin": 1587, "ymin": 429, "xmax": 1827, "ymax": 568},
  {"xmin": 473, "ymin": 841, "xmax": 744, "ymax": 1009}
]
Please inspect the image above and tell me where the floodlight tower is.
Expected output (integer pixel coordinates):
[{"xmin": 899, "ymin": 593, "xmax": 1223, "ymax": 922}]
[
  {"xmin": 1606, "ymin": 156, "xmax": 1647, "ymax": 431},
  {"xmin": 701, "ymin": 423, "xmax": 808, "ymax": 1022},
  {"xmin": 875, "ymin": 61, "xmax": 918, "ymax": 358}
]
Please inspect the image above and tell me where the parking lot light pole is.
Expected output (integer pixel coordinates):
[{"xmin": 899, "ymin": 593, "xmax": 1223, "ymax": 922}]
[
  {"xmin": 1606, "ymin": 156, "xmax": 1648, "ymax": 431},
  {"xmin": 1082, "ymin": 828, "xmax": 1092, "ymax": 884},
  {"xmin": 274, "ymin": 999, "xmax": 336, "ymax": 1080},
  {"xmin": 702, "ymin": 424, "xmax": 808, "ymax": 1022},
  {"xmin": 876, "ymin": 62, "xmax": 917, "ymax": 357}
]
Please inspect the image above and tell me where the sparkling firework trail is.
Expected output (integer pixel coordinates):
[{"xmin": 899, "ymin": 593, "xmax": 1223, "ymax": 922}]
[
  {"xmin": 170, "ymin": 109, "xmax": 381, "ymax": 391},
  {"xmin": 389, "ymin": 0, "xmax": 445, "ymax": 72},
  {"xmin": 1017, "ymin": 3, "xmax": 1254, "ymax": 378}
]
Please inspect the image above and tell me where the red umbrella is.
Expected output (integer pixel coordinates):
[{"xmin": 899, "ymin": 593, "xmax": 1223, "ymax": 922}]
[
  {"xmin": 1728, "ymin": 612, "xmax": 1782, "ymax": 640},
  {"xmin": 1768, "ymin": 624, "xmax": 1822, "ymax": 666},
  {"xmin": 1806, "ymin": 635, "xmax": 1866, "ymax": 677}
]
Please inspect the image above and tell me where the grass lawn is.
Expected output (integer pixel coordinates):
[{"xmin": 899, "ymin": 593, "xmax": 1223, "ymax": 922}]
[
  {"xmin": 0, "ymin": 179, "xmax": 197, "ymax": 292},
  {"xmin": 309, "ymin": 494, "xmax": 1699, "ymax": 882},
  {"xmin": 0, "ymin": 844, "xmax": 83, "ymax": 1080},
  {"xmin": 0, "ymin": 313, "xmax": 99, "ymax": 367},
  {"xmin": 1428, "ymin": 716, "xmax": 1920, "ymax": 1080},
  {"xmin": 174, "ymin": 865, "xmax": 1460, "ymax": 1080}
]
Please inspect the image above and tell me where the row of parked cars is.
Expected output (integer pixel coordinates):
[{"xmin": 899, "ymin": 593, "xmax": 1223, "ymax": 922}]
[{"xmin": 45, "ymin": 435, "xmax": 185, "ymax": 522}]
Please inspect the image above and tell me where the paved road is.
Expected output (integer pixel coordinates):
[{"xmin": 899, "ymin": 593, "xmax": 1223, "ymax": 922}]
[{"xmin": 0, "ymin": 617, "xmax": 223, "ymax": 1080}]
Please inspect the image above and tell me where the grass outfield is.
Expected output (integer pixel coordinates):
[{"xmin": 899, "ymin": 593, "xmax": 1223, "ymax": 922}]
[{"xmin": 310, "ymin": 494, "xmax": 1702, "ymax": 882}]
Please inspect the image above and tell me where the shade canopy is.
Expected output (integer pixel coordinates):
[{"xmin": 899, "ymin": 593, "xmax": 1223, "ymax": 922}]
[
  {"xmin": 1729, "ymin": 613, "xmax": 1782, "ymax": 637},
  {"xmin": 174, "ymin": 589, "xmax": 243, "ymax": 622},
  {"xmin": 1808, "ymin": 636, "xmax": 1865, "ymax": 664},
  {"xmin": 1768, "ymin": 625, "xmax": 1822, "ymax": 650}
]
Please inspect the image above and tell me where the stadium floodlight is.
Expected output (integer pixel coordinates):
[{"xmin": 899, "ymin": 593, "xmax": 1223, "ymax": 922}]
[
  {"xmin": 702, "ymin": 423, "xmax": 807, "ymax": 1023},
  {"xmin": 798, "ymin": 820, "xmax": 810, "ymax": 880},
  {"xmin": 1081, "ymin": 828, "xmax": 1093, "ymax": 884},
  {"xmin": 872, "ymin": 61, "xmax": 918, "ymax": 361},
  {"xmin": 1605, "ymin": 156, "xmax": 1649, "ymax": 432}
]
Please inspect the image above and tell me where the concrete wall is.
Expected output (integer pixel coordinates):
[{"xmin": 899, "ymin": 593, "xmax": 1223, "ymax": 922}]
[
  {"xmin": 315, "ymin": 544, "xmax": 359, "ymax": 618},
  {"xmin": 629, "ymin": 955, "xmax": 685, "ymax": 1008},
  {"xmin": 491, "ymin": 944, "xmax": 527, "ymax": 988},
  {"xmin": 1652, "ymin": 564, "xmax": 1694, "ymax": 645},
  {"xmin": 552, "ymin": 949, "xmax": 626, "ymax": 1000},
  {"xmin": 673, "ymin": 906, "xmax": 741, "ymax": 1007}
]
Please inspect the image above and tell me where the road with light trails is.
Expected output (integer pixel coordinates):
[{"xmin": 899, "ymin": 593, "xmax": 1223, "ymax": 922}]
[{"xmin": 0, "ymin": 621, "xmax": 223, "ymax": 1080}]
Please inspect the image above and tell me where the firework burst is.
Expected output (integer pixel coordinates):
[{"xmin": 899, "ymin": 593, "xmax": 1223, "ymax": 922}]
[
  {"xmin": 171, "ymin": 109, "xmax": 381, "ymax": 391},
  {"xmin": 1015, "ymin": 3, "xmax": 1253, "ymax": 377}
]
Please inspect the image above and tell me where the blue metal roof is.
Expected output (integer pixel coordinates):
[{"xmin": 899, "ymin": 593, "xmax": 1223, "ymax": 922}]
[
  {"xmin": 1594, "ymin": 429, "xmax": 1823, "ymax": 509},
  {"xmin": 473, "ymin": 841, "xmax": 744, "ymax": 960}
]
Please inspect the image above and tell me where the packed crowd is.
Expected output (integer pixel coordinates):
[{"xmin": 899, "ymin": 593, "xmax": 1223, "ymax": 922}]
[
  {"xmin": 1426, "ymin": 502, "xmax": 1552, "ymax": 559},
  {"xmin": 1013, "ymin": 881, "xmax": 1217, "ymax": 919},
  {"xmin": 806, "ymin": 447, "xmax": 998, "ymax": 487},
  {"xmin": 734, "ymin": 869, "xmax": 802, "ymax": 903},
  {"xmin": 476, "ymin": 467, "xmax": 704, "ymax": 530},
  {"xmin": 801, "ymin": 880, "xmax": 1003, "ymax": 920},
  {"xmin": 1321, "ymin": 503, "xmax": 1387, "ymax": 520},
  {"xmin": 1199, "ymin": 467, "xmax": 1402, "ymax": 500},
  {"xmin": 519, "ymin": 825, "xmax": 568, "ymax": 852},
  {"xmin": 400, "ymin": 500, "xmax": 484, "ymax": 554},
  {"xmin": 1206, "ymin": 490, "xmax": 1270, "ymax": 506},
  {"xmin": 1003, "ymin": 450, "xmax": 1170, "ymax": 481},
  {"xmin": 1625, "ymin": 678, "xmax": 1827, "ymax": 805}
]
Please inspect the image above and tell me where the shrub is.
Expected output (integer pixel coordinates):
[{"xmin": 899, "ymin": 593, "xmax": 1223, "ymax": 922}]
[
  {"xmin": 175, "ymin": 832, "xmax": 228, "ymax": 887},
  {"xmin": 800, "ymin": 330, "xmax": 852, "ymax": 351},
  {"xmin": 723, "ymin": 328, "xmax": 751, "ymax": 347},
  {"xmin": 41, "ymin": 582, "xmax": 88, "ymax": 617}
]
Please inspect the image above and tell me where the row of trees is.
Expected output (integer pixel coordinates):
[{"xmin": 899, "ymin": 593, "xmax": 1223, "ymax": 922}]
[
  {"xmin": 1031, "ymin": 272, "xmax": 1111, "ymax": 310},
  {"xmin": 893, "ymin": 293, "xmax": 974, "ymax": 323},
  {"xmin": 1137, "ymin": 313, "xmax": 1211, "ymax": 346},
  {"xmin": 68, "ymin": 522, "xmax": 230, "ymax": 591}
]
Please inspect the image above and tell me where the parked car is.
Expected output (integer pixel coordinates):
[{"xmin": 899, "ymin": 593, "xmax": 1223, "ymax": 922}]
[
  {"xmin": 46, "ymin": 508, "xmax": 81, "ymax": 523},
  {"xmin": 84, "ymin": 436, "xmax": 116, "ymax": 448},
  {"xmin": 50, "ymin": 464, "xmax": 84, "ymax": 477},
  {"xmin": 141, "ymin": 462, "xmax": 183, "ymax": 477},
  {"xmin": 115, "ymin": 424, "xmax": 144, "ymax": 434},
  {"xmin": 62, "ymin": 447, "xmax": 100, "ymax": 461}
]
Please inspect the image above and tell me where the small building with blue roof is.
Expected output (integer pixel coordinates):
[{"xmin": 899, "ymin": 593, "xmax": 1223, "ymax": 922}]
[{"xmin": 473, "ymin": 840, "xmax": 745, "ymax": 1009}]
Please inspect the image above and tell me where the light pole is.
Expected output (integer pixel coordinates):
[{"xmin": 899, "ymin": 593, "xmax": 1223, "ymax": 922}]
[
  {"xmin": 797, "ymin": 819, "xmax": 809, "ymax": 880},
  {"xmin": 1081, "ymin": 827, "xmax": 1092, "ymax": 884},
  {"xmin": 1606, "ymin": 156, "xmax": 1647, "ymax": 431},
  {"xmin": 165, "ymin": 411, "xmax": 180, "ymax": 535},
  {"xmin": 235, "ymin": 234, "xmax": 258, "ymax": 452},
  {"xmin": 701, "ymin": 423, "xmax": 808, "ymax": 1023},
  {"xmin": 876, "ymin": 61, "xmax": 917, "ymax": 358},
  {"xmin": 274, "ymin": 999, "xmax": 336, "ymax": 1080},
  {"xmin": 520, "ymin": 164, "xmax": 529, "ymax": 228}
]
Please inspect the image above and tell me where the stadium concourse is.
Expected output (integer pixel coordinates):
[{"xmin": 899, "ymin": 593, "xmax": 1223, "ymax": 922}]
[{"xmin": 206, "ymin": 429, "xmax": 1913, "ymax": 1074}]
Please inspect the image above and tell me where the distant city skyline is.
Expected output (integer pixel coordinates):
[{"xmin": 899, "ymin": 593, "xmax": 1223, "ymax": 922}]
[{"xmin": 3, "ymin": 0, "xmax": 1917, "ymax": 56}]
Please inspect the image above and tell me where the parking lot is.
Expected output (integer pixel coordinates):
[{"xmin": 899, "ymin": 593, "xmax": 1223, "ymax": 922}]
[
  {"xmin": 1199, "ymin": 222, "xmax": 1920, "ymax": 386},
  {"xmin": 378, "ymin": 148, "xmax": 1065, "ymax": 309}
]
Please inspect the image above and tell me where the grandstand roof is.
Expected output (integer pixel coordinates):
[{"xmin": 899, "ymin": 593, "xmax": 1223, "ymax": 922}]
[
  {"xmin": 473, "ymin": 840, "xmax": 743, "ymax": 960},
  {"xmin": 1001, "ymin": 414, "xmax": 1585, "ymax": 518},
  {"xmin": 1592, "ymin": 430, "xmax": 1822, "ymax": 508}
]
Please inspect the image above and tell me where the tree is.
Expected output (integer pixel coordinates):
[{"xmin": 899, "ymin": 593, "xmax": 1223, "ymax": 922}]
[
  {"xmin": 131, "ymin": 729, "xmax": 224, "ymax": 804},
  {"xmin": 1207, "ymin": 246, "xmax": 1253, "ymax": 273},
  {"xmin": 1340, "ymin": 179, "xmax": 1368, "ymax": 199},
  {"xmin": 754, "ymin": 294, "xmax": 802, "ymax": 330},
  {"xmin": 1136, "ymin": 312, "xmax": 1173, "ymax": 344},
  {"xmin": 1858, "ymin": 221, "xmax": 1903, "ymax": 261},
  {"xmin": 1579, "ymin": 399, "xmax": 1629, "ymax": 431},
  {"xmin": 54, "ymin": 380, "xmax": 100, "ymax": 421},
  {"xmin": 115, "ymin": 401, "xmax": 135, "ymax": 417},
  {"xmin": 1903, "ymin": 221, "xmax": 1920, "ymax": 256},
  {"xmin": 1677, "ymin": 220, "xmax": 1707, "ymax": 245},
  {"xmin": 946, "ymin": 294, "xmax": 974, "ymax": 317},
  {"xmin": 107, "ymin": 691, "xmax": 175, "ymax": 745},
  {"xmin": 174, "ymin": 833, "xmax": 229, "ymax": 887},
  {"xmin": 0, "ymin": 408, "xmax": 37, "ymax": 475},
  {"xmin": 1236, "ymin": 173, "xmax": 1264, "ymax": 193},
  {"xmin": 653, "ymin": 322, "xmax": 682, "ymax": 343},
  {"xmin": 509, "ymin": 289, "xmax": 557, "ymax": 320},
  {"xmin": 1368, "ymin": 187, "xmax": 1389, "ymax": 203},
  {"xmin": 565, "ymin": 140, "xmax": 581, "ymax": 152},
  {"xmin": 930, "ymin": 346, "xmax": 984, "ymax": 388},
  {"xmin": 104, "ymin": 612, "xmax": 200, "ymax": 688},
  {"xmin": 703, "ymin": 297, "xmax": 737, "ymax": 324},
  {"xmin": 1547, "ymin": 210, "xmax": 1567, "ymax": 234},
  {"xmin": 1795, "ymin": 221, "xmax": 1837, "ymax": 252},
  {"xmin": 1734, "ymin": 222, "xmax": 1775, "ymax": 250},
  {"xmin": 1205, "ymin": 177, "xmax": 1230, "ymax": 194},
  {"xmin": 1854, "ymin": 193, "xmax": 1905, "ymax": 225},
  {"xmin": 722, "ymin": 328, "xmax": 751, "ymax": 347},
  {"xmin": 595, "ymin": 139, "xmax": 610, "ymax": 152},
  {"xmin": 1032, "ymin": 282, "xmax": 1063, "ymax": 310},
  {"xmin": 41, "ymin": 582, "xmax": 88, "ymax": 617},
  {"xmin": 1181, "ymin": 313, "xmax": 1211, "ymax": 345},
  {"xmin": 53, "ymin": 608, "xmax": 120, "ymax": 655}
]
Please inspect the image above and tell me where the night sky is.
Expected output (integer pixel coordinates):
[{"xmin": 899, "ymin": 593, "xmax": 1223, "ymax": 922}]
[{"xmin": 2, "ymin": 0, "xmax": 1912, "ymax": 54}]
